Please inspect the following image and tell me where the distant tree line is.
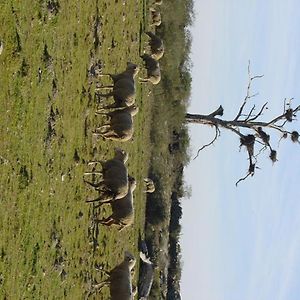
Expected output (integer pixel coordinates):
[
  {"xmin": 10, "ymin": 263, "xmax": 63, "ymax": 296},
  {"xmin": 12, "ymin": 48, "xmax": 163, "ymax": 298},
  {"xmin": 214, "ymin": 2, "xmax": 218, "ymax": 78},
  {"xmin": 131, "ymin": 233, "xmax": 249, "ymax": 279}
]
[{"xmin": 144, "ymin": 0, "xmax": 194, "ymax": 298}]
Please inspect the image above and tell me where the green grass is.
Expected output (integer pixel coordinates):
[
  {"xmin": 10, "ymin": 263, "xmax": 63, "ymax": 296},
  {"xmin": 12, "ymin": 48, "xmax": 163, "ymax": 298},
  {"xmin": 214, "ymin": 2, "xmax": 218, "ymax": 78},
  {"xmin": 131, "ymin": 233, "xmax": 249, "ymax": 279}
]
[{"xmin": 0, "ymin": 0, "xmax": 156, "ymax": 299}]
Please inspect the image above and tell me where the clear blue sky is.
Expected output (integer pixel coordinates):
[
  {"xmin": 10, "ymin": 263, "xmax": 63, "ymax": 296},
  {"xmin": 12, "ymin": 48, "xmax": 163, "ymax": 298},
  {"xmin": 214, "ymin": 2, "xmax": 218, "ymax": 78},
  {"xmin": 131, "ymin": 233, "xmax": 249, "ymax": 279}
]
[{"xmin": 181, "ymin": 1, "xmax": 300, "ymax": 299}]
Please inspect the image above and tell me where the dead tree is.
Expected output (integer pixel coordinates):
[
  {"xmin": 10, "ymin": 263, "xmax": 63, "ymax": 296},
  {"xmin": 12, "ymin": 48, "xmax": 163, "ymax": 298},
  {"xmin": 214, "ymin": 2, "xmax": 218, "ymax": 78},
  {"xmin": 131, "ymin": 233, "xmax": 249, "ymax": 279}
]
[{"xmin": 186, "ymin": 62, "xmax": 300, "ymax": 185}]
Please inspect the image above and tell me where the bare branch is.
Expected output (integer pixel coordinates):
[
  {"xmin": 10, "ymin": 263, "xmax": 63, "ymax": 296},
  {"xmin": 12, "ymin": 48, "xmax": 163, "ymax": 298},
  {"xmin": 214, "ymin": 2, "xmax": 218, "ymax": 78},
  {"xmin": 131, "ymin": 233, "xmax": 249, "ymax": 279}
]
[
  {"xmin": 253, "ymin": 146, "xmax": 267, "ymax": 159},
  {"xmin": 208, "ymin": 105, "xmax": 224, "ymax": 117},
  {"xmin": 240, "ymin": 113, "xmax": 256, "ymax": 118},
  {"xmin": 250, "ymin": 75, "xmax": 264, "ymax": 80},
  {"xmin": 278, "ymin": 135, "xmax": 286, "ymax": 146},
  {"xmin": 284, "ymin": 97, "xmax": 294, "ymax": 111},
  {"xmin": 267, "ymin": 104, "xmax": 300, "ymax": 126},
  {"xmin": 235, "ymin": 172, "xmax": 252, "ymax": 186},
  {"xmin": 234, "ymin": 61, "xmax": 264, "ymax": 121},
  {"xmin": 248, "ymin": 92, "xmax": 259, "ymax": 99},
  {"xmin": 244, "ymin": 105, "xmax": 256, "ymax": 121},
  {"xmin": 255, "ymin": 140, "xmax": 266, "ymax": 146},
  {"xmin": 269, "ymin": 125, "xmax": 292, "ymax": 135},
  {"xmin": 235, "ymin": 151, "xmax": 256, "ymax": 186},
  {"xmin": 247, "ymin": 102, "xmax": 268, "ymax": 121},
  {"xmin": 234, "ymin": 97, "xmax": 249, "ymax": 121},
  {"xmin": 193, "ymin": 126, "xmax": 220, "ymax": 160},
  {"xmin": 276, "ymin": 120, "xmax": 288, "ymax": 128}
]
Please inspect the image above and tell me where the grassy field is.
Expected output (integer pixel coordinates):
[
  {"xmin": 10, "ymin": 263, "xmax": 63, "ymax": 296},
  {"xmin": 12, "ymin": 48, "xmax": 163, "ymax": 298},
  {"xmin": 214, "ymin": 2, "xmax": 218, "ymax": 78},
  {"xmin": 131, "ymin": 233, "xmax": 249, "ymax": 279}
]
[{"xmin": 0, "ymin": 0, "xmax": 157, "ymax": 299}]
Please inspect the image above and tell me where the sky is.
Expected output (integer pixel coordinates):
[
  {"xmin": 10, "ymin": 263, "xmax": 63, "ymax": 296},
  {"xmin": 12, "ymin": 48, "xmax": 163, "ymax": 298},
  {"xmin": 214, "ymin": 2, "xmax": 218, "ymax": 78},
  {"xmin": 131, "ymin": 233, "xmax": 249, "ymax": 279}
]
[{"xmin": 180, "ymin": 1, "xmax": 300, "ymax": 299}]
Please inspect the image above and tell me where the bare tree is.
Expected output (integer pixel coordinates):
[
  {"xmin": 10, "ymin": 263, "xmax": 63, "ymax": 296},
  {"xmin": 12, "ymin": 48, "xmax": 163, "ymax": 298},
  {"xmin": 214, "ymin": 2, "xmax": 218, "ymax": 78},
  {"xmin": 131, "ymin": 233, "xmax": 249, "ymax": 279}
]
[{"xmin": 186, "ymin": 62, "xmax": 300, "ymax": 185}]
